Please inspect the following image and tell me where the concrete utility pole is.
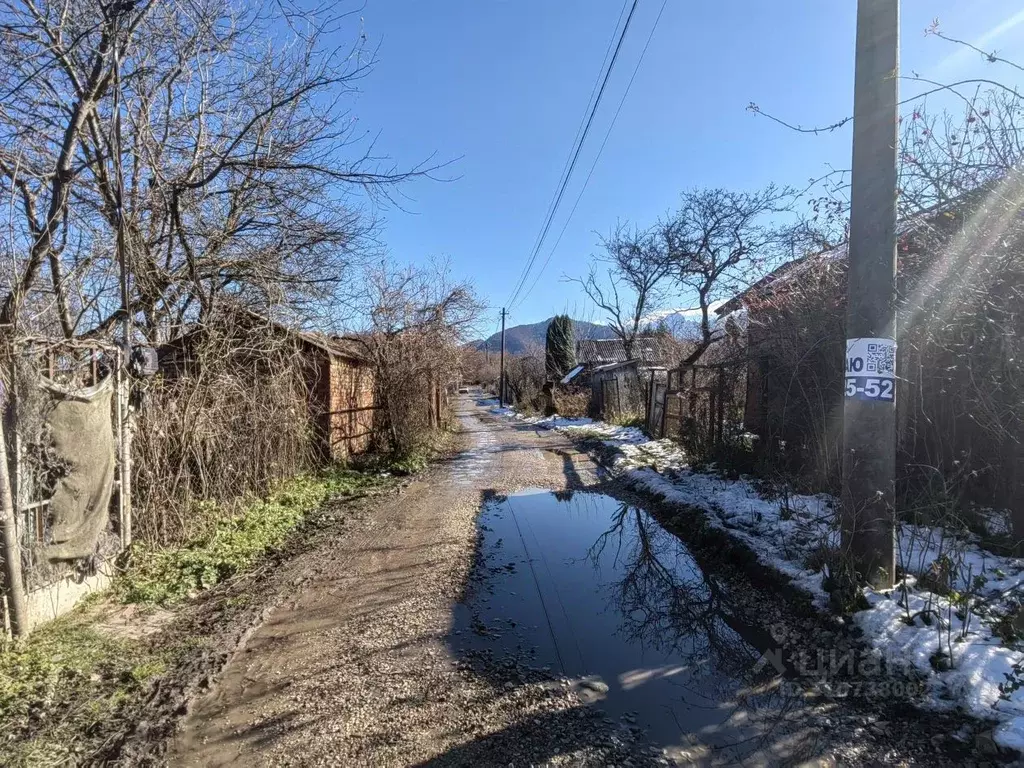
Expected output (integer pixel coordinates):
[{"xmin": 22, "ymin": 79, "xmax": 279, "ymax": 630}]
[
  {"xmin": 842, "ymin": 0, "xmax": 900, "ymax": 589},
  {"xmin": 499, "ymin": 308, "xmax": 507, "ymax": 407}
]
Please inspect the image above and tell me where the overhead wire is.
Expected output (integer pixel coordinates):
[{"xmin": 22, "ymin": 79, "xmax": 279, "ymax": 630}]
[
  {"xmin": 504, "ymin": 0, "xmax": 641, "ymax": 311},
  {"xmin": 505, "ymin": 0, "xmax": 631, "ymax": 310},
  {"xmin": 512, "ymin": 0, "xmax": 670, "ymax": 311}
]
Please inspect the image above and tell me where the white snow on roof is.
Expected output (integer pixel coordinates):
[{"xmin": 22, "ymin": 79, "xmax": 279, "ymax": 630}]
[{"xmin": 641, "ymin": 300, "xmax": 728, "ymax": 325}]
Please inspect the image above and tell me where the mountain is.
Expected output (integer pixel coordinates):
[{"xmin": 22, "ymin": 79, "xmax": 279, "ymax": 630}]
[
  {"xmin": 472, "ymin": 318, "xmax": 617, "ymax": 355},
  {"xmin": 642, "ymin": 301, "xmax": 730, "ymax": 340}
]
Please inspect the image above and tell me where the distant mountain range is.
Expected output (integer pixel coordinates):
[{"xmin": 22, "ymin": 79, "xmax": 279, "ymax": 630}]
[
  {"xmin": 642, "ymin": 301, "xmax": 730, "ymax": 340},
  {"xmin": 471, "ymin": 318, "xmax": 616, "ymax": 355}
]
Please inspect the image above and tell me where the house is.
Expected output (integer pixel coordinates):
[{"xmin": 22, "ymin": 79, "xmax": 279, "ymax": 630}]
[
  {"xmin": 157, "ymin": 310, "xmax": 378, "ymax": 463},
  {"xmin": 566, "ymin": 336, "xmax": 679, "ymax": 418}
]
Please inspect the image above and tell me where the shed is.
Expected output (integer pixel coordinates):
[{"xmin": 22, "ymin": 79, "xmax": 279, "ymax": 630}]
[
  {"xmin": 575, "ymin": 337, "xmax": 675, "ymax": 369},
  {"xmin": 157, "ymin": 311, "xmax": 377, "ymax": 463},
  {"xmin": 587, "ymin": 360, "xmax": 647, "ymax": 421},
  {"xmin": 298, "ymin": 333, "xmax": 377, "ymax": 463}
]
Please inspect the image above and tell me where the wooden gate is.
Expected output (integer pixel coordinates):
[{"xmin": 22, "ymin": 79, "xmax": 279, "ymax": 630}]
[{"xmin": 646, "ymin": 361, "xmax": 747, "ymax": 456}]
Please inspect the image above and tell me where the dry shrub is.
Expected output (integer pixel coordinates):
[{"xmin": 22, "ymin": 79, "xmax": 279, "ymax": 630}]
[
  {"xmin": 555, "ymin": 387, "xmax": 590, "ymax": 418},
  {"xmin": 367, "ymin": 330, "xmax": 455, "ymax": 458},
  {"xmin": 746, "ymin": 175, "xmax": 1024, "ymax": 536},
  {"xmin": 896, "ymin": 184, "xmax": 1024, "ymax": 537},
  {"xmin": 133, "ymin": 318, "xmax": 313, "ymax": 546},
  {"xmin": 357, "ymin": 262, "xmax": 481, "ymax": 459},
  {"xmin": 746, "ymin": 258, "xmax": 846, "ymax": 488},
  {"xmin": 505, "ymin": 350, "xmax": 546, "ymax": 413}
]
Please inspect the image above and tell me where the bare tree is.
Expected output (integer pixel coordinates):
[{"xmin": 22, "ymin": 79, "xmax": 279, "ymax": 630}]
[
  {"xmin": 569, "ymin": 224, "xmax": 671, "ymax": 359},
  {"xmin": 659, "ymin": 185, "xmax": 798, "ymax": 365},
  {"xmin": 352, "ymin": 260, "xmax": 482, "ymax": 456},
  {"xmin": 0, "ymin": 0, "xmax": 435, "ymax": 342}
]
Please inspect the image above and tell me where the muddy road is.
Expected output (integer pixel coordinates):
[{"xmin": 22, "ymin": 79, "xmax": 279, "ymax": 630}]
[{"xmin": 168, "ymin": 397, "xmax": 989, "ymax": 767}]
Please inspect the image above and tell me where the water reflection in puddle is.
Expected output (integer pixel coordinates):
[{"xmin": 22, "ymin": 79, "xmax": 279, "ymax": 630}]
[{"xmin": 453, "ymin": 489, "xmax": 799, "ymax": 763}]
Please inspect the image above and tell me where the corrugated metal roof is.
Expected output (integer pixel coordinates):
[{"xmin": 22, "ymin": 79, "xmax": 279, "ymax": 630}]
[{"xmin": 575, "ymin": 337, "xmax": 673, "ymax": 367}]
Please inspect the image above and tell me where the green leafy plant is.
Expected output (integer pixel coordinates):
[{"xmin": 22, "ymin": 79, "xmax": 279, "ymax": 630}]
[
  {"xmin": 0, "ymin": 613, "xmax": 166, "ymax": 766},
  {"xmin": 115, "ymin": 469, "xmax": 394, "ymax": 605}
]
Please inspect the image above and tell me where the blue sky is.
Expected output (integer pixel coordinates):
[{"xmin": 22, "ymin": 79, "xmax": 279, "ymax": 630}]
[{"xmin": 342, "ymin": 1, "xmax": 1024, "ymax": 332}]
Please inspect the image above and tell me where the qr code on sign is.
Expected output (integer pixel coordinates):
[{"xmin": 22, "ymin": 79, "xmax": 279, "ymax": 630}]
[{"xmin": 866, "ymin": 343, "xmax": 895, "ymax": 375}]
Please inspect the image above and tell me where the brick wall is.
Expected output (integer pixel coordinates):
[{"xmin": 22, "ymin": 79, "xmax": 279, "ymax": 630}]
[{"xmin": 327, "ymin": 356, "xmax": 376, "ymax": 460}]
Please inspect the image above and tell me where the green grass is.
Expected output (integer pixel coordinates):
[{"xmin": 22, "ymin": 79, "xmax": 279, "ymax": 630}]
[
  {"xmin": 0, "ymin": 611, "xmax": 167, "ymax": 767},
  {"xmin": 115, "ymin": 468, "xmax": 395, "ymax": 605}
]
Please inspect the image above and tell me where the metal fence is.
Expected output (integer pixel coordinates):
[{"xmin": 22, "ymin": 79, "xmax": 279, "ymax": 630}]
[{"xmin": 2, "ymin": 339, "xmax": 131, "ymax": 632}]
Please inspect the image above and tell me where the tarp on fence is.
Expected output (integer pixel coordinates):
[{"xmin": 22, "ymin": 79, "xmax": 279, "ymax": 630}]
[{"xmin": 39, "ymin": 374, "xmax": 115, "ymax": 562}]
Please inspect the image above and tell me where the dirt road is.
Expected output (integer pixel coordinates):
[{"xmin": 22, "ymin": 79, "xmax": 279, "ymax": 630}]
[
  {"xmin": 169, "ymin": 398, "xmax": 662, "ymax": 767},
  {"xmin": 168, "ymin": 398, "xmax": 996, "ymax": 767}
]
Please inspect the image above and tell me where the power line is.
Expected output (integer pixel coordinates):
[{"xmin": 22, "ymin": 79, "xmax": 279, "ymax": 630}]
[
  {"xmin": 506, "ymin": 0, "xmax": 638, "ymax": 309},
  {"xmin": 506, "ymin": 0, "xmax": 631, "ymax": 309},
  {"xmin": 505, "ymin": 0, "xmax": 640, "ymax": 310},
  {"xmin": 513, "ymin": 0, "xmax": 669, "ymax": 311}
]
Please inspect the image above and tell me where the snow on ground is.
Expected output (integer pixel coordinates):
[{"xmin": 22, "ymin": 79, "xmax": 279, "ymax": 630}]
[
  {"xmin": 489, "ymin": 404, "xmax": 1024, "ymax": 750},
  {"xmin": 512, "ymin": 412, "xmax": 647, "ymax": 445}
]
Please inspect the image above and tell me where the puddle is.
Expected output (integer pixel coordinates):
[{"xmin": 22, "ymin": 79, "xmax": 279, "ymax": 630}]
[{"xmin": 453, "ymin": 489, "xmax": 803, "ymax": 763}]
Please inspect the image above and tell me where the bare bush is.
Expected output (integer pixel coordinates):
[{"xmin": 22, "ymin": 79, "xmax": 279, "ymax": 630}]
[
  {"xmin": 554, "ymin": 387, "xmax": 590, "ymax": 418},
  {"xmin": 354, "ymin": 262, "xmax": 481, "ymax": 458},
  {"xmin": 133, "ymin": 313, "xmax": 312, "ymax": 545},
  {"xmin": 460, "ymin": 346, "xmax": 500, "ymax": 388},
  {"xmin": 745, "ymin": 258, "xmax": 847, "ymax": 487},
  {"xmin": 747, "ymin": 182, "xmax": 1024, "ymax": 540},
  {"xmin": 504, "ymin": 345, "xmax": 547, "ymax": 413}
]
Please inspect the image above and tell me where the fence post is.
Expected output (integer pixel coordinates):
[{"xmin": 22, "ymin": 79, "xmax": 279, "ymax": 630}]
[
  {"xmin": 684, "ymin": 366, "xmax": 697, "ymax": 437},
  {"xmin": 716, "ymin": 366, "xmax": 726, "ymax": 446},
  {"xmin": 646, "ymin": 372, "xmax": 656, "ymax": 435},
  {"xmin": 118, "ymin": 348, "xmax": 132, "ymax": 548},
  {"xmin": 0, "ymin": 387, "xmax": 28, "ymax": 636}
]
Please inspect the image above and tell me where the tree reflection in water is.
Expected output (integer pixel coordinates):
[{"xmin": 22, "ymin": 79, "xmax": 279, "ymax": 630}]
[{"xmin": 587, "ymin": 502, "xmax": 831, "ymax": 764}]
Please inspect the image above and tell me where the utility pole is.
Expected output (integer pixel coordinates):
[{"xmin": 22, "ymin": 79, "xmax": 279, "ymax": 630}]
[
  {"xmin": 842, "ymin": 0, "xmax": 899, "ymax": 589},
  {"xmin": 499, "ymin": 308, "xmax": 507, "ymax": 407}
]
